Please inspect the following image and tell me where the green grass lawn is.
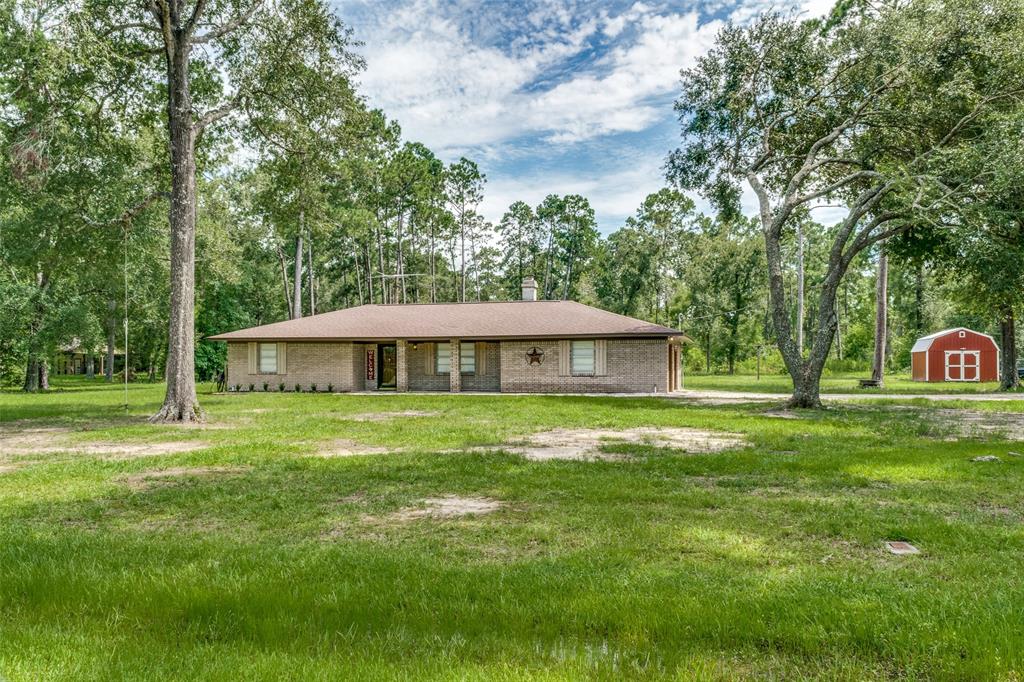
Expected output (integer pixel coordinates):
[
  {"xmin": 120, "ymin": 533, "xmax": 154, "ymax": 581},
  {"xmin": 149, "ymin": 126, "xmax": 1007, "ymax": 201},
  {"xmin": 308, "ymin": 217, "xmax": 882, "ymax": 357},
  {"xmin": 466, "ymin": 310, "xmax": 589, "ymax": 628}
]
[
  {"xmin": 683, "ymin": 371, "xmax": 1004, "ymax": 394},
  {"xmin": 2, "ymin": 378, "xmax": 1024, "ymax": 679}
]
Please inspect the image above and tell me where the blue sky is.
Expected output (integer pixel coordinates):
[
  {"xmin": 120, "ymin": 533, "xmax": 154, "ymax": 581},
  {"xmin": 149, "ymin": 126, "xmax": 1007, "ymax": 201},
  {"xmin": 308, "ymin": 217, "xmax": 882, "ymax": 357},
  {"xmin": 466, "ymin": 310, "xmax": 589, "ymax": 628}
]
[{"xmin": 337, "ymin": 0, "xmax": 832, "ymax": 233}]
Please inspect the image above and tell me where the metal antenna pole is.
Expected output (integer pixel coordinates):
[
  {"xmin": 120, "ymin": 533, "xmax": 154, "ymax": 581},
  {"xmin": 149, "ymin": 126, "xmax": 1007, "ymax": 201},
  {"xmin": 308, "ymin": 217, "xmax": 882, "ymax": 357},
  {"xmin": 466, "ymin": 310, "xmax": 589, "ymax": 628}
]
[{"xmin": 123, "ymin": 224, "xmax": 129, "ymax": 411}]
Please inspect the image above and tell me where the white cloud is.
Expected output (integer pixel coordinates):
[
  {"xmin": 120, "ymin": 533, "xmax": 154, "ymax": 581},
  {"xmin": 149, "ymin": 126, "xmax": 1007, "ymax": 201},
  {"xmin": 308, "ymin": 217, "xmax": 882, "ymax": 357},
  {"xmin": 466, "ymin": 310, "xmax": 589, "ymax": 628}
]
[
  {"xmin": 342, "ymin": 0, "xmax": 839, "ymax": 228},
  {"xmin": 480, "ymin": 153, "xmax": 667, "ymax": 232},
  {"xmin": 351, "ymin": 1, "xmax": 722, "ymax": 154}
]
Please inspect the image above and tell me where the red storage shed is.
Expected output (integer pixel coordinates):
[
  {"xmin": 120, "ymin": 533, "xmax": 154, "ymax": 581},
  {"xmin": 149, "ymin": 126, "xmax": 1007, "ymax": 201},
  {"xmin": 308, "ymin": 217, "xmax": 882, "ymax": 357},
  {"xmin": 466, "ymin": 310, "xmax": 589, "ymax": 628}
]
[{"xmin": 910, "ymin": 327, "xmax": 999, "ymax": 382}]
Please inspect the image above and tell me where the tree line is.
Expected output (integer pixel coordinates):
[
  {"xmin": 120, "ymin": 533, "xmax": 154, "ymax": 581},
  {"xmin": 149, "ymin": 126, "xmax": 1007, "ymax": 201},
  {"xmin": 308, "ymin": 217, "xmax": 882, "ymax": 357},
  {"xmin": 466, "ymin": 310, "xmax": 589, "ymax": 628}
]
[{"xmin": 2, "ymin": 0, "xmax": 1023, "ymax": 413}]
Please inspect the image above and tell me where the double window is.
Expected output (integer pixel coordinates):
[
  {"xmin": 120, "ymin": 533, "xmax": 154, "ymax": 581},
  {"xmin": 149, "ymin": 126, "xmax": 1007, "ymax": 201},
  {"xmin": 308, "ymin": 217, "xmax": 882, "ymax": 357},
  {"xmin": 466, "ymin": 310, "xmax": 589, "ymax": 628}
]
[
  {"xmin": 435, "ymin": 342, "xmax": 475, "ymax": 374},
  {"xmin": 570, "ymin": 340, "xmax": 595, "ymax": 375},
  {"xmin": 258, "ymin": 343, "xmax": 278, "ymax": 373}
]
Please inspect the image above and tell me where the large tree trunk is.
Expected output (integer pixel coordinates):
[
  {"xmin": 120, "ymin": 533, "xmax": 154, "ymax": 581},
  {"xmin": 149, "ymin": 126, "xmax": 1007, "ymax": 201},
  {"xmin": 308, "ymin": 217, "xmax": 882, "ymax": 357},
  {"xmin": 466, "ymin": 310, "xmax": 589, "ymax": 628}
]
[
  {"xmin": 705, "ymin": 332, "xmax": 711, "ymax": 373},
  {"xmin": 871, "ymin": 249, "xmax": 888, "ymax": 386},
  {"xmin": 86, "ymin": 353, "xmax": 95, "ymax": 379},
  {"xmin": 307, "ymin": 232, "xmax": 316, "ymax": 314},
  {"xmin": 153, "ymin": 38, "xmax": 201, "ymax": 423},
  {"xmin": 1000, "ymin": 307, "xmax": 1019, "ymax": 391},
  {"xmin": 796, "ymin": 221, "xmax": 805, "ymax": 355},
  {"xmin": 914, "ymin": 264, "xmax": 925, "ymax": 334},
  {"xmin": 23, "ymin": 272, "xmax": 48, "ymax": 392},
  {"xmin": 429, "ymin": 222, "xmax": 436, "ymax": 303},
  {"xmin": 39, "ymin": 359, "xmax": 49, "ymax": 390},
  {"xmin": 276, "ymin": 241, "xmax": 293, "ymax": 318},
  {"xmin": 292, "ymin": 223, "xmax": 303, "ymax": 319},
  {"xmin": 543, "ymin": 229, "xmax": 554, "ymax": 300},
  {"xmin": 764, "ymin": 216, "xmax": 841, "ymax": 409},
  {"xmin": 23, "ymin": 358, "xmax": 39, "ymax": 392},
  {"xmin": 105, "ymin": 309, "xmax": 116, "ymax": 383},
  {"xmin": 459, "ymin": 221, "xmax": 466, "ymax": 302}
]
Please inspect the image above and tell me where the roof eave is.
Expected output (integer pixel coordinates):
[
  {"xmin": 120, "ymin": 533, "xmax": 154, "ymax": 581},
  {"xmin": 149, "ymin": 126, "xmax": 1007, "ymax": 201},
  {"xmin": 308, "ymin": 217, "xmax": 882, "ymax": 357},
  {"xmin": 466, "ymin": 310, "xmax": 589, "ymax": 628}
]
[{"xmin": 207, "ymin": 331, "xmax": 682, "ymax": 342}]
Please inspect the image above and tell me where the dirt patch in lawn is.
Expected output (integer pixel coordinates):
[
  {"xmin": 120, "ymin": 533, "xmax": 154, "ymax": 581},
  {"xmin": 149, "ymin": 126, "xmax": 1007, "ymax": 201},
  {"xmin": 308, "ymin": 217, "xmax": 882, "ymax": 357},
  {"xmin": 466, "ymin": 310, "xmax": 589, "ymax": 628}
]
[
  {"xmin": 762, "ymin": 409, "xmax": 804, "ymax": 420},
  {"xmin": 494, "ymin": 427, "xmax": 747, "ymax": 461},
  {"xmin": 939, "ymin": 409, "xmax": 1024, "ymax": 440},
  {"xmin": 118, "ymin": 466, "xmax": 250, "ymax": 492},
  {"xmin": 345, "ymin": 410, "xmax": 440, "ymax": 422},
  {"xmin": 0, "ymin": 426, "xmax": 208, "ymax": 460},
  {"xmin": 312, "ymin": 439, "xmax": 396, "ymax": 458},
  {"xmin": 878, "ymin": 405, "xmax": 1024, "ymax": 440},
  {"xmin": 393, "ymin": 495, "xmax": 504, "ymax": 520}
]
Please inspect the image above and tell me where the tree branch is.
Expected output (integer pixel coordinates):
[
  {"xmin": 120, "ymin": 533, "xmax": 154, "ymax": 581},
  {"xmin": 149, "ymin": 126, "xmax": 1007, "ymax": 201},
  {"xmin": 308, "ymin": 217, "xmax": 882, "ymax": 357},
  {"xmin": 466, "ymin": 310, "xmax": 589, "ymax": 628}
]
[
  {"xmin": 193, "ymin": 97, "xmax": 240, "ymax": 133},
  {"xmin": 190, "ymin": 1, "xmax": 264, "ymax": 45}
]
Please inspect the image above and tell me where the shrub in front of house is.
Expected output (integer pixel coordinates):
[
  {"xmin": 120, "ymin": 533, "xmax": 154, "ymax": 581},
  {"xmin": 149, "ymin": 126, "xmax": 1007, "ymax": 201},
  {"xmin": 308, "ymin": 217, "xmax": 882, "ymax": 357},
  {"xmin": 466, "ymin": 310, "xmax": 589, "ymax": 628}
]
[
  {"xmin": 310, "ymin": 383, "xmax": 317, "ymax": 393},
  {"xmin": 262, "ymin": 382, "xmax": 269, "ymax": 392},
  {"xmin": 327, "ymin": 383, "xmax": 333, "ymax": 393},
  {"xmin": 278, "ymin": 382, "xmax": 285, "ymax": 392},
  {"xmin": 295, "ymin": 383, "xmax": 302, "ymax": 393},
  {"xmin": 248, "ymin": 383, "xmax": 255, "ymax": 392}
]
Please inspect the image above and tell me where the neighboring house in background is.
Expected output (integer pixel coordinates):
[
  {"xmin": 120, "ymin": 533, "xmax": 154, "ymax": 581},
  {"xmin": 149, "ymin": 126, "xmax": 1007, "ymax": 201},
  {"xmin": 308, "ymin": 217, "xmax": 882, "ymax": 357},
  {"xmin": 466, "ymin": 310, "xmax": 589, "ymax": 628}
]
[
  {"xmin": 910, "ymin": 327, "xmax": 999, "ymax": 382},
  {"xmin": 53, "ymin": 340, "xmax": 124, "ymax": 376},
  {"xmin": 209, "ymin": 278, "xmax": 686, "ymax": 394}
]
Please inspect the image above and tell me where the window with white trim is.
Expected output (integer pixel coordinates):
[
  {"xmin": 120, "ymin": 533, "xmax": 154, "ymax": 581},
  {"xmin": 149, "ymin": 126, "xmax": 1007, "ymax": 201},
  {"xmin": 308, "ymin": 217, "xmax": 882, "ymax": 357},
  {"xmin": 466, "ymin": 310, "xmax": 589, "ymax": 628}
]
[
  {"xmin": 460, "ymin": 343, "xmax": 476, "ymax": 374},
  {"xmin": 259, "ymin": 343, "xmax": 278, "ymax": 373},
  {"xmin": 571, "ymin": 340, "xmax": 595, "ymax": 375},
  {"xmin": 436, "ymin": 343, "xmax": 452, "ymax": 374}
]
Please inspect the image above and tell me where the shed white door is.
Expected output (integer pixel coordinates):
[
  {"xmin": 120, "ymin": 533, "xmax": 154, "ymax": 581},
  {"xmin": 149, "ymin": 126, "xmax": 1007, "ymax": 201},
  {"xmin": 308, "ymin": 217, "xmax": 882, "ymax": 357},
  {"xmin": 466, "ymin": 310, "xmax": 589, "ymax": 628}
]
[{"xmin": 945, "ymin": 350, "xmax": 980, "ymax": 382}]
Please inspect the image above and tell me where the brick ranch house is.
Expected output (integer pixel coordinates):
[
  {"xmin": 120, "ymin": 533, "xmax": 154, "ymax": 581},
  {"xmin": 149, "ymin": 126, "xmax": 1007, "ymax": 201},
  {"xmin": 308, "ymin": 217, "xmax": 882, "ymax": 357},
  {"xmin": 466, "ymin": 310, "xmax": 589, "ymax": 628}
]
[{"xmin": 209, "ymin": 279, "xmax": 686, "ymax": 394}]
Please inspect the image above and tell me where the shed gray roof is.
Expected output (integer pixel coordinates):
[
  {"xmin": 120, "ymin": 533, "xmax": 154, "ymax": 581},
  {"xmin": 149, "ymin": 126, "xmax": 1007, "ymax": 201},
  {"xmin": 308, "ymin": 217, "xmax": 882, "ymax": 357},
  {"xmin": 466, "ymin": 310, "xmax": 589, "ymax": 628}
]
[{"xmin": 207, "ymin": 301, "xmax": 682, "ymax": 342}]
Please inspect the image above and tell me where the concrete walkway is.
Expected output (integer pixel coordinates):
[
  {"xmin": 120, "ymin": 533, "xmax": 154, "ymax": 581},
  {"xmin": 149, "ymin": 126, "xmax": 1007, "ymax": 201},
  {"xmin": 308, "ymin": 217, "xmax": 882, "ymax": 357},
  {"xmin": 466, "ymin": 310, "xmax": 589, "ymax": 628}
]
[{"xmin": 672, "ymin": 389, "xmax": 1024, "ymax": 404}]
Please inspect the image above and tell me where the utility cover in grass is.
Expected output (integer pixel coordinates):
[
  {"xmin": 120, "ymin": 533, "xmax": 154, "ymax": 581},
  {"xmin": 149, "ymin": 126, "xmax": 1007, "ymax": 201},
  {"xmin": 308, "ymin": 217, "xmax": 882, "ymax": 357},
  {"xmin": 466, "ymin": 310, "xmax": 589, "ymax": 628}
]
[{"xmin": 885, "ymin": 541, "xmax": 920, "ymax": 555}]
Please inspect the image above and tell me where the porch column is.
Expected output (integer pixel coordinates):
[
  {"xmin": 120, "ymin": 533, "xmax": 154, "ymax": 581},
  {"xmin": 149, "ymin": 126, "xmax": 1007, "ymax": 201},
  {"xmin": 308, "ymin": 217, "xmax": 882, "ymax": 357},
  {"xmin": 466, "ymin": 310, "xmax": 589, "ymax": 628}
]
[
  {"xmin": 449, "ymin": 338, "xmax": 461, "ymax": 393},
  {"xmin": 396, "ymin": 340, "xmax": 408, "ymax": 392}
]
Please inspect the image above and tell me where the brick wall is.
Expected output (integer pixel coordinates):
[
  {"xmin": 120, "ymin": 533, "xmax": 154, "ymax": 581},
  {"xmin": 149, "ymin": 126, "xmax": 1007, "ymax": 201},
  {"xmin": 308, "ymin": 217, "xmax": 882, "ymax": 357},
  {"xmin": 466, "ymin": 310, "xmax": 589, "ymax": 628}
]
[
  {"xmin": 462, "ymin": 342, "xmax": 500, "ymax": 391},
  {"xmin": 405, "ymin": 341, "xmax": 500, "ymax": 392},
  {"xmin": 499, "ymin": 338, "xmax": 668, "ymax": 393},
  {"xmin": 226, "ymin": 338, "xmax": 668, "ymax": 394},
  {"xmin": 407, "ymin": 343, "xmax": 449, "ymax": 391},
  {"xmin": 227, "ymin": 342, "xmax": 356, "ymax": 392}
]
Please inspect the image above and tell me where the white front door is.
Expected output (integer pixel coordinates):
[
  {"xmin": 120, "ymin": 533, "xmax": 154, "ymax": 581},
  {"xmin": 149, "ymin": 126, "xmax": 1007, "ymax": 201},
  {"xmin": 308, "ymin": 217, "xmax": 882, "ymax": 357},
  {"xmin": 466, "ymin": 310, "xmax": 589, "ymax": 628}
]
[{"xmin": 945, "ymin": 351, "xmax": 980, "ymax": 382}]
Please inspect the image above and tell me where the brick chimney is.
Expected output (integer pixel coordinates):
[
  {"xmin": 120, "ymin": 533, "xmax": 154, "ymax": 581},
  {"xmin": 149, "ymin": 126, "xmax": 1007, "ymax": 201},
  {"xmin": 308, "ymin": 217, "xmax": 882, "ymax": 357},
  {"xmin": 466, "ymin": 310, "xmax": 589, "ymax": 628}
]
[{"xmin": 521, "ymin": 277, "xmax": 538, "ymax": 301}]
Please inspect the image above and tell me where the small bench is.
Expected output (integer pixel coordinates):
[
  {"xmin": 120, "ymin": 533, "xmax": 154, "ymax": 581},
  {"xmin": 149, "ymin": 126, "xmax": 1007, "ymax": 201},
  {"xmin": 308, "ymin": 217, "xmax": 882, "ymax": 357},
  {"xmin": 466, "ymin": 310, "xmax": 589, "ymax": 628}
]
[{"xmin": 858, "ymin": 378, "xmax": 883, "ymax": 388}]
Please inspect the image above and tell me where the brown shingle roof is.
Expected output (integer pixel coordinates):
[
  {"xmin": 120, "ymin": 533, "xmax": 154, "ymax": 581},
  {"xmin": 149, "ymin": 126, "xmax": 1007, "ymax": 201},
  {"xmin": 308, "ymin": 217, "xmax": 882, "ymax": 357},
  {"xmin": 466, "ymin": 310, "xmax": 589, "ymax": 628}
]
[{"xmin": 207, "ymin": 301, "xmax": 681, "ymax": 341}]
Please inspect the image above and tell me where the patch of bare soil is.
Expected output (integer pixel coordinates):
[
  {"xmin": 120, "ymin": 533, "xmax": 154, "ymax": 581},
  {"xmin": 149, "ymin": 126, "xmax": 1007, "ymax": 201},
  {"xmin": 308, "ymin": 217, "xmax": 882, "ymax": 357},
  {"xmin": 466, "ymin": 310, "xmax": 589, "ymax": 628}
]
[
  {"xmin": 939, "ymin": 410, "xmax": 1024, "ymax": 441},
  {"xmin": 345, "ymin": 410, "xmax": 440, "ymax": 422},
  {"xmin": 689, "ymin": 397, "xmax": 779, "ymax": 406},
  {"xmin": 135, "ymin": 516, "xmax": 230, "ymax": 533},
  {"xmin": 119, "ymin": 466, "xmax": 250, "ymax": 492},
  {"xmin": 312, "ymin": 439, "xmax": 396, "ymax": 458},
  {"xmin": 393, "ymin": 496, "xmax": 504, "ymax": 520},
  {"xmin": 0, "ymin": 426, "xmax": 73, "ymax": 454},
  {"xmin": 762, "ymin": 409, "xmax": 804, "ymax": 419},
  {"xmin": 496, "ymin": 427, "xmax": 747, "ymax": 461},
  {"xmin": 0, "ymin": 426, "xmax": 208, "ymax": 459}
]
